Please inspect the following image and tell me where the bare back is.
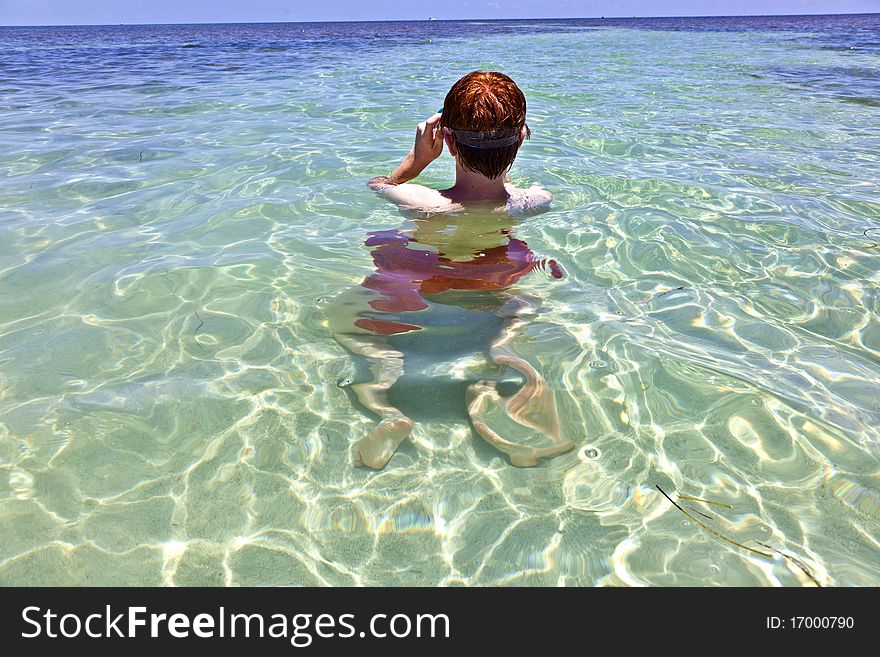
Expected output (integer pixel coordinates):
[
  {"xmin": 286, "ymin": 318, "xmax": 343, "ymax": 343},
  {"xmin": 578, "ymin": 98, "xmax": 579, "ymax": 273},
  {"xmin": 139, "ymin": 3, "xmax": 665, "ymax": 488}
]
[{"xmin": 374, "ymin": 180, "xmax": 552, "ymax": 215}]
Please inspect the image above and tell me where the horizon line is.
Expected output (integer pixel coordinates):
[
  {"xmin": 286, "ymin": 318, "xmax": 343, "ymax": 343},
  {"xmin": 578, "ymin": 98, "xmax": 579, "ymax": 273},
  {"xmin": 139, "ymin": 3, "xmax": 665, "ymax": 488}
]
[{"xmin": 1, "ymin": 12, "xmax": 877, "ymax": 28}]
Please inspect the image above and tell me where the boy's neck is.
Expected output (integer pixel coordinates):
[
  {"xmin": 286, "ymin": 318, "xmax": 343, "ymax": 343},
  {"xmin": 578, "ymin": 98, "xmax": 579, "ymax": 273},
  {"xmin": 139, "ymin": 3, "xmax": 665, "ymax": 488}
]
[{"xmin": 448, "ymin": 162, "xmax": 509, "ymax": 202}]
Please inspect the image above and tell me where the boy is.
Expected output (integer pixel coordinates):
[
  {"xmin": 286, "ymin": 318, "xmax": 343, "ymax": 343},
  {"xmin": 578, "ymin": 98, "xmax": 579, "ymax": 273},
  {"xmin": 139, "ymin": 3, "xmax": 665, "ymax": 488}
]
[
  {"xmin": 369, "ymin": 70, "xmax": 552, "ymax": 213},
  {"xmin": 332, "ymin": 71, "xmax": 573, "ymax": 469}
]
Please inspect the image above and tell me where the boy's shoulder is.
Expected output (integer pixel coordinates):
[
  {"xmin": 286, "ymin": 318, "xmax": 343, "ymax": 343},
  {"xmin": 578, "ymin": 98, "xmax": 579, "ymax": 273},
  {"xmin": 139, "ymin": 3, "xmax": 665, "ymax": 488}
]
[
  {"xmin": 384, "ymin": 183, "xmax": 456, "ymax": 211},
  {"xmin": 512, "ymin": 183, "xmax": 552, "ymax": 204},
  {"xmin": 369, "ymin": 178, "xmax": 457, "ymax": 212},
  {"xmin": 505, "ymin": 183, "xmax": 552, "ymax": 214}
]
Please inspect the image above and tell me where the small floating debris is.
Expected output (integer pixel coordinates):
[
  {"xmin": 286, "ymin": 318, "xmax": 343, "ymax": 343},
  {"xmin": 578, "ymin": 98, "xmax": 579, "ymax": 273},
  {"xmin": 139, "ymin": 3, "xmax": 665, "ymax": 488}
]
[
  {"xmin": 659, "ymin": 486, "xmax": 822, "ymax": 584},
  {"xmin": 635, "ymin": 286, "xmax": 686, "ymax": 305},
  {"xmin": 192, "ymin": 310, "xmax": 204, "ymax": 337},
  {"xmin": 655, "ymin": 485, "xmax": 772, "ymax": 558},
  {"xmin": 756, "ymin": 542, "xmax": 821, "ymax": 587},
  {"xmin": 683, "ymin": 505, "xmax": 714, "ymax": 521},
  {"xmin": 577, "ymin": 445, "xmax": 601, "ymax": 461},
  {"xmin": 863, "ymin": 227, "xmax": 879, "ymax": 249},
  {"xmin": 191, "ymin": 310, "xmax": 206, "ymax": 352},
  {"xmin": 677, "ymin": 494, "xmax": 732, "ymax": 509}
]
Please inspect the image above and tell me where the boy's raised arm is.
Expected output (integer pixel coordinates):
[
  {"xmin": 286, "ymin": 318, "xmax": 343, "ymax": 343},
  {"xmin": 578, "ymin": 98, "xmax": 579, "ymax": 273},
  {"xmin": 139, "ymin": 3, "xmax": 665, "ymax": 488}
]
[{"xmin": 369, "ymin": 113, "xmax": 444, "ymax": 189}]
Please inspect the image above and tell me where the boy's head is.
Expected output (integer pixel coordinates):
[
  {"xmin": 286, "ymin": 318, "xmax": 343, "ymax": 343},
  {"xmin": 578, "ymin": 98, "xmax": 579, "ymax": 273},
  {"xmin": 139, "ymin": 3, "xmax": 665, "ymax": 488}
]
[{"xmin": 440, "ymin": 71, "xmax": 531, "ymax": 180}]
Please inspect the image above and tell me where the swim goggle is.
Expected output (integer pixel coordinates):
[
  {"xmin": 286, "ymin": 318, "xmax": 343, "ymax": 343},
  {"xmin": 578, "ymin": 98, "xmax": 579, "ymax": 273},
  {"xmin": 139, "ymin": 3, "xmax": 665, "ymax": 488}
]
[
  {"xmin": 436, "ymin": 108, "xmax": 523, "ymax": 149},
  {"xmin": 442, "ymin": 127, "xmax": 522, "ymax": 149}
]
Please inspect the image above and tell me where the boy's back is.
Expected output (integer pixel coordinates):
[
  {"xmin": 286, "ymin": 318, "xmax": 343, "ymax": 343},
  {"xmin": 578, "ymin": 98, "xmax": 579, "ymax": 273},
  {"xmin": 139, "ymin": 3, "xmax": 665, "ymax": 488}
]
[{"xmin": 373, "ymin": 176, "xmax": 552, "ymax": 214}]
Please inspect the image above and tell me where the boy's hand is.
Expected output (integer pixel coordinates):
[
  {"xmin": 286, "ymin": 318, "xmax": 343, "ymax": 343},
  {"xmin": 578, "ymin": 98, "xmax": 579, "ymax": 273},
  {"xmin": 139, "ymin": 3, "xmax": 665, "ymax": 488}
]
[
  {"xmin": 368, "ymin": 175, "xmax": 393, "ymax": 190},
  {"xmin": 412, "ymin": 113, "xmax": 444, "ymax": 167}
]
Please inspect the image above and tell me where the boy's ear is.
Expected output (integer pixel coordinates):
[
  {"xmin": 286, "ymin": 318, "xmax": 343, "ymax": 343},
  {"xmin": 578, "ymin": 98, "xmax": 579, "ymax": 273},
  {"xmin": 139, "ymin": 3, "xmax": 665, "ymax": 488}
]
[
  {"xmin": 518, "ymin": 125, "xmax": 527, "ymax": 146},
  {"xmin": 444, "ymin": 129, "xmax": 458, "ymax": 157}
]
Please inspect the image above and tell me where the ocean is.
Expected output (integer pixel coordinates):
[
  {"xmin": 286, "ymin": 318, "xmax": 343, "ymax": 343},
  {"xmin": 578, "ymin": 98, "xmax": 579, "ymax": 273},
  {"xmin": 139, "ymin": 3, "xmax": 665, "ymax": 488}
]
[{"xmin": 0, "ymin": 14, "xmax": 878, "ymax": 586}]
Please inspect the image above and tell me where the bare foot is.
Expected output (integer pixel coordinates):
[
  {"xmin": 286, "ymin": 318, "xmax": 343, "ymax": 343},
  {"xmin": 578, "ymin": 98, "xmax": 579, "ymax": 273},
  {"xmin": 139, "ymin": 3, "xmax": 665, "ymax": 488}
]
[
  {"xmin": 467, "ymin": 380, "xmax": 574, "ymax": 467},
  {"xmin": 353, "ymin": 416, "xmax": 414, "ymax": 469},
  {"xmin": 471, "ymin": 414, "xmax": 574, "ymax": 467}
]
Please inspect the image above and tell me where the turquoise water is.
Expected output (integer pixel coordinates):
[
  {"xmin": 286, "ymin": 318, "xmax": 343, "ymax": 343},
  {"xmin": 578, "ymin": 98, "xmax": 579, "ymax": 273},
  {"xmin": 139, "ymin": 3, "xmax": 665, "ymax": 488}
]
[{"xmin": 1, "ymin": 16, "xmax": 879, "ymax": 586}]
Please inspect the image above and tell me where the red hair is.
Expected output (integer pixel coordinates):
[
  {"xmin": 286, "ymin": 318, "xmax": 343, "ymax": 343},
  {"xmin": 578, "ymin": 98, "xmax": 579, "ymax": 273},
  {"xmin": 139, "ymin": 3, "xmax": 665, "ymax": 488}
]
[{"xmin": 439, "ymin": 71, "xmax": 530, "ymax": 179}]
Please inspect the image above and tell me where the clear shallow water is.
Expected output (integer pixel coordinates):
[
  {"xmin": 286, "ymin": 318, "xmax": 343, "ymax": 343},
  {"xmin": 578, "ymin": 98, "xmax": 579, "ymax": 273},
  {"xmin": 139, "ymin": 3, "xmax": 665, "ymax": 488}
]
[{"xmin": 1, "ymin": 15, "xmax": 879, "ymax": 586}]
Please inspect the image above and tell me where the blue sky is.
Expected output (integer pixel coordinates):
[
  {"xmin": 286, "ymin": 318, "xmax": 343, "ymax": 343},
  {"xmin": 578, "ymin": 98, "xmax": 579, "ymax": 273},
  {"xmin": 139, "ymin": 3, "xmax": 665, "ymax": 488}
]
[{"xmin": 0, "ymin": 1, "xmax": 877, "ymax": 25}]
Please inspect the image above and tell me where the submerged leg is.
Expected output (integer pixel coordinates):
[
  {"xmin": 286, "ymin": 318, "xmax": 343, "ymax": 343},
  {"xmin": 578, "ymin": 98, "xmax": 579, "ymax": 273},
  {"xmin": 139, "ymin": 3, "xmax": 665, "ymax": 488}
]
[
  {"xmin": 327, "ymin": 285, "xmax": 416, "ymax": 470},
  {"xmin": 466, "ymin": 310, "xmax": 574, "ymax": 466},
  {"xmin": 334, "ymin": 332, "xmax": 414, "ymax": 469}
]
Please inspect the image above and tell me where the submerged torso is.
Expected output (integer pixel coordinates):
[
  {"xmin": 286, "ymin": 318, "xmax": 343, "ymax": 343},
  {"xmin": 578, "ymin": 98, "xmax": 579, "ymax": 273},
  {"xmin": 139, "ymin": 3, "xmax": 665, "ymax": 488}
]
[{"xmin": 328, "ymin": 211, "xmax": 562, "ymax": 419}]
